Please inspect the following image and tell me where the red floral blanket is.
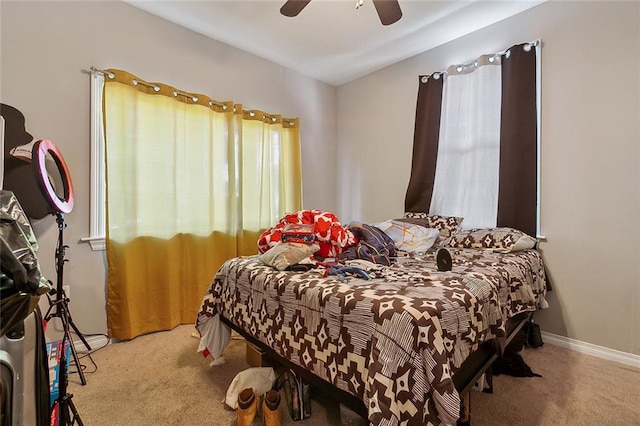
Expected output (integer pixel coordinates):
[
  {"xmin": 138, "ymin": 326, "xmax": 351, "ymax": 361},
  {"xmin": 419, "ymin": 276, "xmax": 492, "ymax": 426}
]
[{"xmin": 258, "ymin": 209, "xmax": 356, "ymax": 258}]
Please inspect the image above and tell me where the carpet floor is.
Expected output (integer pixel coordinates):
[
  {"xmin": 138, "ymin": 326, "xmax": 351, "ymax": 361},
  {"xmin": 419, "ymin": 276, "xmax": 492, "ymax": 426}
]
[{"xmin": 67, "ymin": 325, "xmax": 640, "ymax": 425}]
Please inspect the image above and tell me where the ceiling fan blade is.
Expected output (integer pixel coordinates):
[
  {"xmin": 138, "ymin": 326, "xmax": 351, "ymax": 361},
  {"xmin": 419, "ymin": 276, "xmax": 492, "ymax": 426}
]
[
  {"xmin": 280, "ymin": 0, "xmax": 312, "ymax": 17},
  {"xmin": 372, "ymin": 0, "xmax": 402, "ymax": 26}
]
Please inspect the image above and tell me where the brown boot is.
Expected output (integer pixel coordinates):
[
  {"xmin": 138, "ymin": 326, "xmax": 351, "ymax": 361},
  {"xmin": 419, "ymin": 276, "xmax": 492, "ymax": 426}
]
[
  {"xmin": 237, "ymin": 387, "xmax": 258, "ymax": 426},
  {"xmin": 262, "ymin": 389, "xmax": 282, "ymax": 426}
]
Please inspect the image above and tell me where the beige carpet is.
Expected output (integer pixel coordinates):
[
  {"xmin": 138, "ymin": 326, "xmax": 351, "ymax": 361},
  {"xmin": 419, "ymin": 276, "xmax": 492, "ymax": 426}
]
[{"xmin": 67, "ymin": 325, "xmax": 640, "ymax": 426}]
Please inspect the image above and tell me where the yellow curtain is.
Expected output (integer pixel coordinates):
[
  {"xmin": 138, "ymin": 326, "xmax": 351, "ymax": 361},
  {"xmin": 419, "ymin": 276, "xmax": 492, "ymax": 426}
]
[
  {"xmin": 235, "ymin": 105, "xmax": 302, "ymax": 253},
  {"xmin": 103, "ymin": 69, "xmax": 302, "ymax": 340}
]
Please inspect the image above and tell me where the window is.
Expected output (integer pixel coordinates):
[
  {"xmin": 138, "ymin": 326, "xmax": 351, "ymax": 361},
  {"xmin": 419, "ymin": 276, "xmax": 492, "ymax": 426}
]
[
  {"xmin": 405, "ymin": 41, "xmax": 541, "ymax": 237},
  {"xmin": 83, "ymin": 69, "xmax": 302, "ymax": 250},
  {"xmin": 430, "ymin": 62, "xmax": 502, "ymax": 229},
  {"xmin": 82, "ymin": 71, "xmax": 106, "ymax": 250}
]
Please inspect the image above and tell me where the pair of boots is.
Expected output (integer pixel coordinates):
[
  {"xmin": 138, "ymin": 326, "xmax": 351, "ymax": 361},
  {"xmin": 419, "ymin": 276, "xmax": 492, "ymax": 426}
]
[{"xmin": 237, "ymin": 387, "xmax": 282, "ymax": 426}]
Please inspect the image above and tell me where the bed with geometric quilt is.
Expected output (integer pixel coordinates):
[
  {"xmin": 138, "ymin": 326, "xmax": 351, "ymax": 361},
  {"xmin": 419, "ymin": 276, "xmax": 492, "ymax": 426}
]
[{"xmin": 195, "ymin": 220, "xmax": 548, "ymax": 426}]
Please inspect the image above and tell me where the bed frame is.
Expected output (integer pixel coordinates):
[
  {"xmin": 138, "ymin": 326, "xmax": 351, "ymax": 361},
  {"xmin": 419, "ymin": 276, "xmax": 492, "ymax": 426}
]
[
  {"xmin": 198, "ymin": 239, "xmax": 548, "ymax": 424},
  {"xmin": 221, "ymin": 310, "xmax": 532, "ymax": 420}
]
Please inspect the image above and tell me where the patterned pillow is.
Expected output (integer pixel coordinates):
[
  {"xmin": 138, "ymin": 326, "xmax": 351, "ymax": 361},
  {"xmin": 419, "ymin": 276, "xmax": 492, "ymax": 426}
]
[
  {"xmin": 401, "ymin": 213, "xmax": 464, "ymax": 241},
  {"xmin": 259, "ymin": 242, "xmax": 320, "ymax": 271},
  {"xmin": 447, "ymin": 227, "xmax": 537, "ymax": 252},
  {"xmin": 372, "ymin": 220, "xmax": 440, "ymax": 254}
]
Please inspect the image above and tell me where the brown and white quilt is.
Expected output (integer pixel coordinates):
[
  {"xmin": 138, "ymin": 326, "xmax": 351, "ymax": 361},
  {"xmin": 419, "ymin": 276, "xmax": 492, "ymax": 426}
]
[{"xmin": 196, "ymin": 248, "xmax": 547, "ymax": 426}]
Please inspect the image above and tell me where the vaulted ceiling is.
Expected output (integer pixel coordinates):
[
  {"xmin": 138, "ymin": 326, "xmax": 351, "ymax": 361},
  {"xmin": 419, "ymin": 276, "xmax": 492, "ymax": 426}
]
[{"xmin": 125, "ymin": 0, "xmax": 545, "ymax": 86}]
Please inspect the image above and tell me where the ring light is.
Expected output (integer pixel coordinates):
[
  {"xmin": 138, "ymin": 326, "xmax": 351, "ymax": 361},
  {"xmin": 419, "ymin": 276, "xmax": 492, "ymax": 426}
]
[{"xmin": 32, "ymin": 139, "xmax": 74, "ymax": 214}]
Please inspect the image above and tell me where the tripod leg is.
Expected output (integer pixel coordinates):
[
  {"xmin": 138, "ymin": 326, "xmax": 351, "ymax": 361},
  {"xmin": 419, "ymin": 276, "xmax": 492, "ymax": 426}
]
[
  {"xmin": 58, "ymin": 400, "xmax": 69, "ymax": 426},
  {"xmin": 56, "ymin": 394, "xmax": 85, "ymax": 426},
  {"xmin": 44, "ymin": 293, "xmax": 55, "ymax": 321},
  {"xmin": 67, "ymin": 394, "xmax": 84, "ymax": 426},
  {"xmin": 66, "ymin": 330, "xmax": 87, "ymax": 386},
  {"xmin": 58, "ymin": 289, "xmax": 92, "ymax": 351},
  {"xmin": 68, "ymin": 316, "xmax": 92, "ymax": 351},
  {"xmin": 60, "ymin": 308, "xmax": 88, "ymax": 386}
]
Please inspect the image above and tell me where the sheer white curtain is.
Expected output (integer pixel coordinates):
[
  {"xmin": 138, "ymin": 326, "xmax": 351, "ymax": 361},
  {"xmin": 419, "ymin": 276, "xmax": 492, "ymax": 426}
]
[
  {"xmin": 430, "ymin": 57, "xmax": 502, "ymax": 229},
  {"xmin": 406, "ymin": 42, "xmax": 539, "ymax": 236}
]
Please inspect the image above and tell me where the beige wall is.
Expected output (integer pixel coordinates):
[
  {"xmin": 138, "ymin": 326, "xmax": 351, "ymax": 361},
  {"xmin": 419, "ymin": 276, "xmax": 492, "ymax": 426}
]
[
  {"xmin": 2, "ymin": 1, "xmax": 639, "ymax": 357},
  {"xmin": 336, "ymin": 1, "xmax": 640, "ymax": 355},
  {"xmin": 0, "ymin": 1, "xmax": 337, "ymax": 338}
]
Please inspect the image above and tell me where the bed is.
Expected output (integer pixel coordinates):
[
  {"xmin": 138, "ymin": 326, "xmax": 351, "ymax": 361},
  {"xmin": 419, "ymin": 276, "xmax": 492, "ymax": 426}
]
[{"xmin": 196, "ymin": 222, "xmax": 548, "ymax": 425}]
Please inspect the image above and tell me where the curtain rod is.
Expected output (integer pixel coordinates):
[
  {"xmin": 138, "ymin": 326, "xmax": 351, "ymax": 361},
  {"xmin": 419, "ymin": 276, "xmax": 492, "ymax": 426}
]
[
  {"xmin": 89, "ymin": 66, "xmax": 114, "ymax": 78},
  {"xmin": 88, "ymin": 67, "xmax": 229, "ymax": 109},
  {"xmin": 424, "ymin": 39, "xmax": 541, "ymax": 82},
  {"xmin": 87, "ymin": 66, "xmax": 296, "ymax": 125}
]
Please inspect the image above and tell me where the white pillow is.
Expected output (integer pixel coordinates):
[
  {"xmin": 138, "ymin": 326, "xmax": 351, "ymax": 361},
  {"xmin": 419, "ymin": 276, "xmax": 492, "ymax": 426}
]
[{"xmin": 373, "ymin": 220, "xmax": 439, "ymax": 254}]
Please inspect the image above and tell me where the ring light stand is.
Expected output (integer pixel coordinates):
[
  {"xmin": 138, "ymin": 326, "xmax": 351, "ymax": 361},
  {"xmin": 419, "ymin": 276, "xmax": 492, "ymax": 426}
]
[{"xmin": 32, "ymin": 139, "xmax": 85, "ymax": 425}]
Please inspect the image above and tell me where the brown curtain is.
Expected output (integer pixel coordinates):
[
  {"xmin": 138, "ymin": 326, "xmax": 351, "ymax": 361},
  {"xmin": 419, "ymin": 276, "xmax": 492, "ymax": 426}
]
[
  {"xmin": 405, "ymin": 43, "xmax": 538, "ymax": 236},
  {"xmin": 497, "ymin": 44, "xmax": 538, "ymax": 236},
  {"xmin": 404, "ymin": 74, "xmax": 443, "ymax": 213}
]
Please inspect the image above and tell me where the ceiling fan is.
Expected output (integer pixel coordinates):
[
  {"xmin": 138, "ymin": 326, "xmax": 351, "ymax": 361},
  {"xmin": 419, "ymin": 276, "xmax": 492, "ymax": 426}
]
[{"xmin": 280, "ymin": 0, "xmax": 403, "ymax": 26}]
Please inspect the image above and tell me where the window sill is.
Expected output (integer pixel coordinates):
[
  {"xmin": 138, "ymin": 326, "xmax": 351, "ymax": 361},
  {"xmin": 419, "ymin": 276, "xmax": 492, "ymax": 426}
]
[{"xmin": 80, "ymin": 236, "xmax": 106, "ymax": 251}]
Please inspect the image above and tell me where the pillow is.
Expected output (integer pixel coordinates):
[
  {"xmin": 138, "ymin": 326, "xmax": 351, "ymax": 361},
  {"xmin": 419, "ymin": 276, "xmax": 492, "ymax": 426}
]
[
  {"xmin": 372, "ymin": 220, "xmax": 440, "ymax": 254},
  {"xmin": 447, "ymin": 227, "xmax": 537, "ymax": 252},
  {"xmin": 259, "ymin": 242, "xmax": 320, "ymax": 271},
  {"xmin": 401, "ymin": 213, "xmax": 464, "ymax": 242}
]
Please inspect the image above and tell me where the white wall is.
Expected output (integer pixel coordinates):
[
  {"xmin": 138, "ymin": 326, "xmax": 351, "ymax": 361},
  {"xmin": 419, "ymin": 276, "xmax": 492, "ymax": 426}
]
[
  {"xmin": 0, "ymin": 1, "xmax": 337, "ymax": 337},
  {"xmin": 336, "ymin": 1, "xmax": 640, "ymax": 355}
]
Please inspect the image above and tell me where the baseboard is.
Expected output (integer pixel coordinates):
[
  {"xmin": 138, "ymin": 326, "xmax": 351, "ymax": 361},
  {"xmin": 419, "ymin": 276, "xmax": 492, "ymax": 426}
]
[
  {"xmin": 69, "ymin": 332, "xmax": 639, "ymax": 368},
  {"xmin": 541, "ymin": 331, "xmax": 640, "ymax": 369},
  {"xmin": 71, "ymin": 332, "xmax": 640, "ymax": 369},
  {"xmin": 72, "ymin": 334, "xmax": 110, "ymax": 352}
]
